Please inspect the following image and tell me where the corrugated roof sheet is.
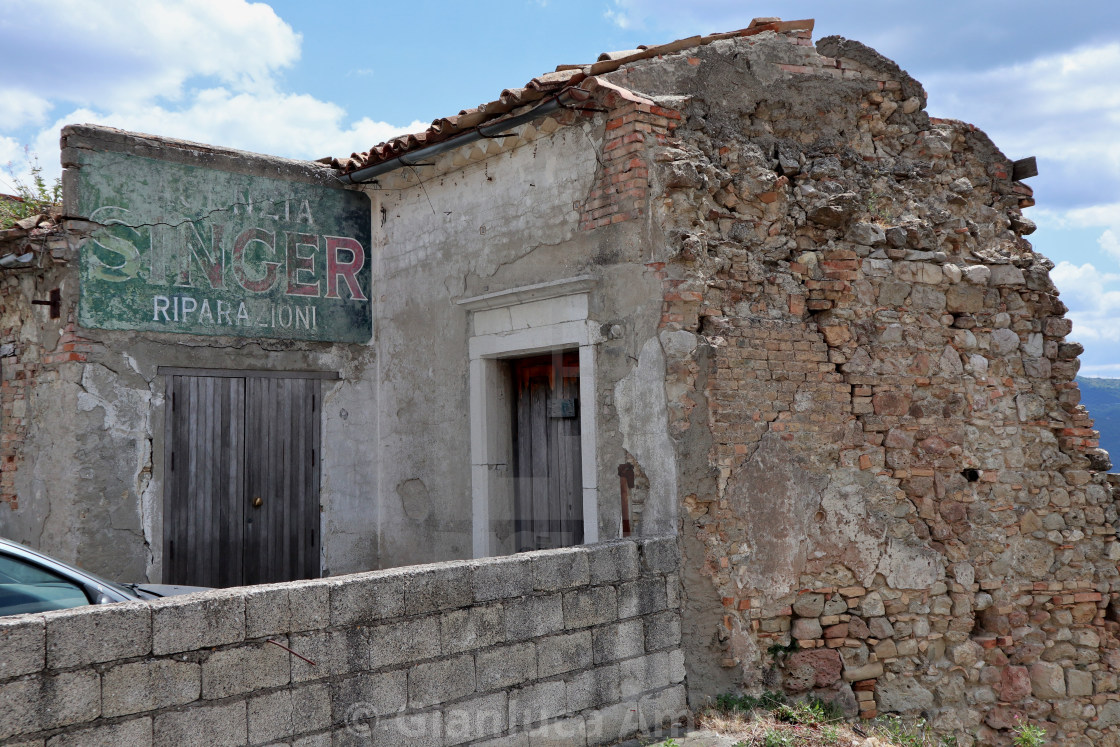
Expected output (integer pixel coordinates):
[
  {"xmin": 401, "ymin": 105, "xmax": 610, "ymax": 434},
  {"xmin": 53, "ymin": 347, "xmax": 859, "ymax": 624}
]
[{"xmin": 324, "ymin": 18, "xmax": 814, "ymax": 175}]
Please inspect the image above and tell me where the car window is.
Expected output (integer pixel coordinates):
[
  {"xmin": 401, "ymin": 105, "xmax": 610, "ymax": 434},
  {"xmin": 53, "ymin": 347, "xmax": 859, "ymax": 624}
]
[{"xmin": 0, "ymin": 553, "xmax": 90, "ymax": 616}]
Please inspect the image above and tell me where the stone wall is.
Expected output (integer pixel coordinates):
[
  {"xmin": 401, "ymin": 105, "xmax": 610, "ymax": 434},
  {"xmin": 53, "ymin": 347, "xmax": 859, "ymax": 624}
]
[
  {"xmin": 0, "ymin": 537, "xmax": 684, "ymax": 746},
  {"xmin": 584, "ymin": 22, "xmax": 1120, "ymax": 746},
  {"xmin": 0, "ymin": 217, "xmax": 85, "ymax": 516}
]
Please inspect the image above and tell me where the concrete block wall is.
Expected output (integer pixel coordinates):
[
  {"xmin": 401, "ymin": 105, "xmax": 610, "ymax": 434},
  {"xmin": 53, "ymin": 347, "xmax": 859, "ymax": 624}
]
[{"xmin": 0, "ymin": 537, "xmax": 685, "ymax": 746}]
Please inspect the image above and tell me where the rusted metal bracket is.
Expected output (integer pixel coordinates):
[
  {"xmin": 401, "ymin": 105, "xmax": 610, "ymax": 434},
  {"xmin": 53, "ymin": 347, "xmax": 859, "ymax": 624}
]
[
  {"xmin": 266, "ymin": 638, "xmax": 316, "ymax": 666},
  {"xmin": 31, "ymin": 288, "xmax": 60, "ymax": 319},
  {"xmin": 1012, "ymin": 156, "xmax": 1038, "ymax": 181}
]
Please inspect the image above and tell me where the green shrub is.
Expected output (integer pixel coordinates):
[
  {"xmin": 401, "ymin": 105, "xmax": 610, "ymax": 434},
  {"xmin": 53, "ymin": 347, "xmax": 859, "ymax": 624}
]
[
  {"xmin": 1, "ymin": 152, "xmax": 61, "ymax": 230},
  {"xmin": 1012, "ymin": 718, "xmax": 1046, "ymax": 747}
]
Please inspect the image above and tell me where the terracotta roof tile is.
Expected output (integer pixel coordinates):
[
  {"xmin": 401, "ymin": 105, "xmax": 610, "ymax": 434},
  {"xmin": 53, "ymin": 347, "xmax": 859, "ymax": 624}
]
[{"xmin": 326, "ymin": 18, "xmax": 814, "ymax": 175}]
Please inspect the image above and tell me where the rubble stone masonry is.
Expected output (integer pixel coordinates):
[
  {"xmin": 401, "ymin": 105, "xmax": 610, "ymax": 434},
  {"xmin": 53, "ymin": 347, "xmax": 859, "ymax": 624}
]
[
  {"xmin": 592, "ymin": 22, "xmax": 1119, "ymax": 746},
  {"xmin": 0, "ymin": 217, "xmax": 91, "ymax": 513}
]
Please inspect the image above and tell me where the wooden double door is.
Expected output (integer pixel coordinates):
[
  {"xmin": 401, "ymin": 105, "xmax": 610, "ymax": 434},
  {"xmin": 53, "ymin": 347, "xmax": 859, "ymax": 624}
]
[
  {"xmin": 511, "ymin": 352, "xmax": 584, "ymax": 552},
  {"xmin": 162, "ymin": 369, "xmax": 329, "ymax": 587}
]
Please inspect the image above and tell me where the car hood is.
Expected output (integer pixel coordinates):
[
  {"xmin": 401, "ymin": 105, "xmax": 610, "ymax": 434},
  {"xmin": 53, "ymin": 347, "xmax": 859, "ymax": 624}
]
[{"xmin": 130, "ymin": 584, "xmax": 211, "ymax": 599}]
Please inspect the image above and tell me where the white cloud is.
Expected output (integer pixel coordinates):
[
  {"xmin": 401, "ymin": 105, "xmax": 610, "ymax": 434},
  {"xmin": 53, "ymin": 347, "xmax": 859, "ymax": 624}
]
[
  {"xmin": 1050, "ymin": 263, "xmax": 1120, "ymax": 364},
  {"xmin": 1082, "ymin": 363, "xmax": 1120, "ymax": 377},
  {"xmin": 0, "ymin": 0, "xmax": 301, "ymax": 110},
  {"xmin": 0, "ymin": 1, "xmax": 427, "ymax": 181},
  {"xmin": 605, "ymin": 7, "xmax": 636, "ymax": 29},
  {"xmin": 924, "ymin": 42, "xmax": 1120, "ymax": 211},
  {"xmin": 925, "ymin": 41, "xmax": 1120, "ymax": 155},
  {"xmin": 0, "ymin": 88, "xmax": 51, "ymax": 130},
  {"xmin": 1100, "ymin": 230, "xmax": 1120, "ymax": 264},
  {"xmin": 29, "ymin": 89, "xmax": 426, "ymax": 181}
]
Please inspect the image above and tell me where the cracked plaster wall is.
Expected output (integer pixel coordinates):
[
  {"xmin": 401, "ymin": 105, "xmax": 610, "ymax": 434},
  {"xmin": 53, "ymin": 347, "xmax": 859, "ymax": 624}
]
[
  {"xmin": 0, "ymin": 135, "xmax": 381, "ymax": 582},
  {"xmin": 372, "ymin": 118, "xmax": 675, "ymax": 562}
]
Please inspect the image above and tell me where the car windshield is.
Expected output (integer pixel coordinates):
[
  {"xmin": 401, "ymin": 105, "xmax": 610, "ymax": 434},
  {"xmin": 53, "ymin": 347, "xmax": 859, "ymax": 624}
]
[
  {"xmin": 0, "ymin": 553, "xmax": 92, "ymax": 614},
  {"xmin": 0, "ymin": 546, "xmax": 137, "ymax": 599}
]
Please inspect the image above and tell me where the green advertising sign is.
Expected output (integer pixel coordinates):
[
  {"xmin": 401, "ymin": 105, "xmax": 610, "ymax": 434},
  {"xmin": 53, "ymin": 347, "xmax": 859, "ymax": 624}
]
[{"xmin": 76, "ymin": 149, "xmax": 372, "ymax": 343}]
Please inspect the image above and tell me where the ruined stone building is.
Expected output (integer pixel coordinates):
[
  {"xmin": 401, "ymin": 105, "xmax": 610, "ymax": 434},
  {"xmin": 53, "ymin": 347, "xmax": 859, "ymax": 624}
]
[{"xmin": 1, "ymin": 17, "xmax": 1118, "ymax": 745}]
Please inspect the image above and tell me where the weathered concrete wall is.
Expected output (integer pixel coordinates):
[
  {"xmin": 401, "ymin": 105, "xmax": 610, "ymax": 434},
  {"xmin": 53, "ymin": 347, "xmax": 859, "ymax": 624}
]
[
  {"xmin": 0, "ymin": 128, "xmax": 380, "ymax": 581},
  {"xmin": 370, "ymin": 104, "xmax": 678, "ymax": 560},
  {"xmin": 3, "ymin": 108, "xmax": 689, "ymax": 579},
  {"xmin": 588, "ymin": 25, "xmax": 1120, "ymax": 745},
  {"xmin": 0, "ymin": 537, "xmax": 684, "ymax": 746}
]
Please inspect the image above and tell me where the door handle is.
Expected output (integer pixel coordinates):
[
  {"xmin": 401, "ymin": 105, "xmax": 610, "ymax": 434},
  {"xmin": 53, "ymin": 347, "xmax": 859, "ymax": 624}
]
[{"xmin": 252, "ymin": 496, "xmax": 263, "ymax": 508}]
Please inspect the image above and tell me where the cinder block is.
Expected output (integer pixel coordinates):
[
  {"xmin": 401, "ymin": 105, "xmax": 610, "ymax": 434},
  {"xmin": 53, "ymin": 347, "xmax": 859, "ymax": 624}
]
[
  {"xmin": 503, "ymin": 595, "xmax": 564, "ymax": 641},
  {"xmin": 153, "ymin": 700, "xmax": 246, "ymax": 747},
  {"xmin": 329, "ymin": 569, "xmax": 408, "ymax": 626},
  {"xmin": 666, "ymin": 573, "xmax": 681, "ymax": 608},
  {"xmin": 619, "ymin": 653, "xmax": 670, "ymax": 697},
  {"xmin": 669, "ymin": 648, "xmax": 686, "ymax": 684},
  {"xmin": 526, "ymin": 714, "xmax": 586, "ymax": 747},
  {"xmin": 243, "ymin": 583, "xmax": 290, "ymax": 638},
  {"xmin": 584, "ymin": 700, "xmax": 641, "ymax": 745},
  {"xmin": 365, "ymin": 711, "xmax": 441, "ymax": 747},
  {"xmin": 442, "ymin": 604, "xmax": 505, "ymax": 654},
  {"xmin": 444, "ymin": 691, "xmax": 509, "ymax": 745},
  {"xmin": 532, "ymin": 548, "xmax": 590, "ymax": 591},
  {"xmin": 638, "ymin": 536, "xmax": 679, "ymax": 575},
  {"xmin": 472, "ymin": 555, "xmax": 535, "ymax": 602},
  {"xmin": 201, "ymin": 641, "xmax": 290, "ymax": 699},
  {"xmin": 406, "ymin": 563, "xmax": 473, "ymax": 614},
  {"xmin": 0, "ymin": 615, "xmax": 44, "ymax": 680},
  {"xmin": 368, "ymin": 616, "xmax": 440, "ymax": 669},
  {"xmin": 618, "ymin": 578, "xmax": 667, "ymax": 619},
  {"xmin": 476, "ymin": 642, "xmax": 536, "ymax": 690},
  {"xmin": 643, "ymin": 611, "xmax": 682, "ymax": 651},
  {"xmin": 329, "ymin": 669, "xmax": 407, "ymax": 722},
  {"xmin": 638, "ymin": 685, "xmax": 688, "ymax": 731},
  {"xmin": 247, "ymin": 683, "xmax": 330, "ymax": 743},
  {"xmin": 0, "ymin": 671, "xmax": 100, "ymax": 739},
  {"xmin": 46, "ymin": 716, "xmax": 152, "ymax": 747},
  {"xmin": 46, "ymin": 602, "xmax": 151, "ymax": 668},
  {"xmin": 563, "ymin": 586, "xmax": 617, "ymax": 629},
  {"xmin": 592, "ymin": 620, "xmax": 644, "ymax": 664},
  {"xmin": 408, "ymin": 653, "xmax": 475, "ymax": 709},
  {"xmin": 286, "ymin": 579, "xmax": 331, "ymax": 632},
  {"xmin": 292, "ymin": 732, "xmax": 332, "ymax": 747},
  {"xmin": 586, "ymin": 541, "xmax": 639, "ymax": 585},
  {"xmin": 102, "ymin": 658, "xmax": 200, "ymax": 717},
  {"xmin": 290, "ymin": 628, "xmax": 367, "ymax": 682},
  {"xmin": 508, "ymin": 679, "xmax": 566, "ymax": 727},
  {"xmin": 151, "ymin": 591, "xmax": 244, "ymax": 655},
  {"xmin": 471, "ymin": 733, "xmax": 529, "ymax": 747},
  {"xmin": 537, "ymin": 631, "xmax": 593, "ymax": 678},
  {"xmin": 566, "ymin": 664, "xmax": 621, "ymax": 712}
]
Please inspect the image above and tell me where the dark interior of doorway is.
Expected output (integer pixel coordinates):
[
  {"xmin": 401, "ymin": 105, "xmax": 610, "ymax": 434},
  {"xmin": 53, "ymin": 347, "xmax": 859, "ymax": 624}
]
[{"xmin": 509, "ymin": 350, "xmax": 583, "ymax": 552}]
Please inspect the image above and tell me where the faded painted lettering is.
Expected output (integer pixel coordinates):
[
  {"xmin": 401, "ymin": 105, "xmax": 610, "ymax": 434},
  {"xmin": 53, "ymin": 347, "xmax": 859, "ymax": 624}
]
[{"xmin": 78, "ymin": 149, "xmax": 371, "ymax": 342}]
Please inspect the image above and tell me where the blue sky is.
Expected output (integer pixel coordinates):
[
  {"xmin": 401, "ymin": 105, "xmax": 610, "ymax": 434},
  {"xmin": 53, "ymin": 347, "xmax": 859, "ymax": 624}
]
[{"xmin": 1, "ymin": 0, "xmax": 1117, "ymax": 375}]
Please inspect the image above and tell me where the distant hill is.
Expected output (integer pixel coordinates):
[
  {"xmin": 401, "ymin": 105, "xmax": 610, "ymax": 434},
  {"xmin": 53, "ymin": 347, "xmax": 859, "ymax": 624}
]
[{"xmin": 1078, "ymin": 377, "xmax": 1120, "ymax": 468}]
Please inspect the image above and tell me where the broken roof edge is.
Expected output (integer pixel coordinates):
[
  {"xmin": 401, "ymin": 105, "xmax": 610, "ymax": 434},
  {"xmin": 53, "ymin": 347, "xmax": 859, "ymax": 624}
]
[
  {"xmin": 61, "ymin": 124, "xmax": 346, "ymax": 190},
  {"xmin": 324, "ymin": 17, "xmax": 815, "ymax": 177}
]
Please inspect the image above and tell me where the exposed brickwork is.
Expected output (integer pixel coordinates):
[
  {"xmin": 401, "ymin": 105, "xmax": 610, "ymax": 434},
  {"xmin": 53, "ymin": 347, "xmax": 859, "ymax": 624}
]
[
  {"xmin": 614, "ymin": 26, "xmax": 1120, "ymax": 745},
  {"xmin": 580, "ymin": 97, "xmax": 680, "ymax": 232}
]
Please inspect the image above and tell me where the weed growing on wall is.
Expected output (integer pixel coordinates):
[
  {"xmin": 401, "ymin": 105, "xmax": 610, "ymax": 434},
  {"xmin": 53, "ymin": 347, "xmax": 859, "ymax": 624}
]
[
  {"xmin": 1011, "ymin": 716, "xmax": 1047, "ymax": 747},
  {"xmin": 1, "ymin": 150, "xmax": 61, "ymax": 229}
]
